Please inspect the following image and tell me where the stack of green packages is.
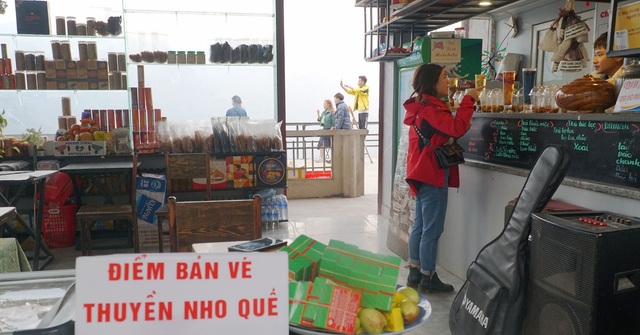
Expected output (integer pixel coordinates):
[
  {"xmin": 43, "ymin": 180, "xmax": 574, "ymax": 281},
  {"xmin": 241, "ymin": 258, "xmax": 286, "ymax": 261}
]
[
  {"xmin": 318, "ymin": 240, "xmax": 401, "ymax": 311},
  {"xmin": 289, "ymin": 277, "xmax": 361, "ymax": 334},
  {"xmin": 281, "ymin": 234, "xmax": 326, "ymax": 281}
]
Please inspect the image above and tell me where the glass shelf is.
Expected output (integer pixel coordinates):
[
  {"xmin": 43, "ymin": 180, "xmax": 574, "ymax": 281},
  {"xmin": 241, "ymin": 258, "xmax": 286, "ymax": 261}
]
[
  {"xmin": 123, "ymin": 9, "xmax": 274, "ymax": 18},
  {"xmin": 0, "ymin": 89, "xmax": 128, "ymax": 93},
  {"xmin": 126, "ymin": 62, "xmax": 274, "ymax": 67},
  {"xmin": 0, "ymin": 33, "xmax": 125, "ymax": 40}
]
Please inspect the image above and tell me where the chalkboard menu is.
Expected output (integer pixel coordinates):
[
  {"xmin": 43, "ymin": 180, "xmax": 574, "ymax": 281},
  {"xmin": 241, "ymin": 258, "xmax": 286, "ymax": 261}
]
[{"xmin": 459, "ymin": 114, "xmax": 640, "ymax": 189}]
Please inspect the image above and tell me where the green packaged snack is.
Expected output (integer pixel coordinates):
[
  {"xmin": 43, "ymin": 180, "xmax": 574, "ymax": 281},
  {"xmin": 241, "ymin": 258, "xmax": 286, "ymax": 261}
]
[{"xmin": 318, "ymin": 240, "xmax": 401, "ymax": 311}]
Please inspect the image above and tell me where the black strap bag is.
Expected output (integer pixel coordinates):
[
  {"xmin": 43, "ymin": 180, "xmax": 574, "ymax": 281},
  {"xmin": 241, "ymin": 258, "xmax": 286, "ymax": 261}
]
[{"xmin": 413, "ymin": 122, "xmax": 465, "ymax": 168}]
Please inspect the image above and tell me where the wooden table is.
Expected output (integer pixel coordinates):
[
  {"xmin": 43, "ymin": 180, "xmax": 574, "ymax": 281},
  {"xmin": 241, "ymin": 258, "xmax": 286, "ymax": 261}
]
[
  {"xmin": 61, "ymin": 160, "xmax": 141, "ymax": 254},
  {"xmin": 0, "ymin": 170, "xmax": 56, "ymax": 270},
  {"xmin": 60, "ymin": 161, "xmax": 141, "ymax": 205}
]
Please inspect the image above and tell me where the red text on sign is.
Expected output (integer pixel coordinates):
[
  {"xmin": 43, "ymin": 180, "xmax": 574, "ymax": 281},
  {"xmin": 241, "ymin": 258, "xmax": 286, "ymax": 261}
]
[
  {"xmin": 108, "ymin": 262, "xmax": 165, "ymax": 281},
  {"xmin": 83, "ymin": 301, "xmax": 173, "ymax": 322},
  {"xmin": 184, "ymin": 300, "xmax": 228, "ymax": 319},
  {"xmin": 176, "ymin": 262, "xmax": 219, "ymax": 280}
]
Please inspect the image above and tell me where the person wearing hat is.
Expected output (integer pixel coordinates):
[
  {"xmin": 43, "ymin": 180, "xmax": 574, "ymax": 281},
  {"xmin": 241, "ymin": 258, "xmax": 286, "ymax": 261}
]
[{"xmin": 226, "ymin": 95, "xmax": 248, "ymax": 117}]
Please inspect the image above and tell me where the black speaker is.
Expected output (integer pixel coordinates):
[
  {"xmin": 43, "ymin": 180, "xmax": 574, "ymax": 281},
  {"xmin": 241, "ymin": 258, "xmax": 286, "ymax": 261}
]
[{"xmin": 524, "ymin": 212, "xmax": 640, "ymax": 335}]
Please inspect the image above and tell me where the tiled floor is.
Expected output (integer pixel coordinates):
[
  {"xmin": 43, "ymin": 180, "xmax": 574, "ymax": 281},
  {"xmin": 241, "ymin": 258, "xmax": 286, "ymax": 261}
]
[{"xmin": 39, "ymin": 156, "xmax": 461, "ymax": 334}]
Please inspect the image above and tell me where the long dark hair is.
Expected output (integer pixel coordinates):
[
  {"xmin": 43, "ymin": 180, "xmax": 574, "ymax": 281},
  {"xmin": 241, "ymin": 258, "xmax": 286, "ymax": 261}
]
[{"xmin": 411, "ymin": 63, "xmax": 444, "ymax": 101}]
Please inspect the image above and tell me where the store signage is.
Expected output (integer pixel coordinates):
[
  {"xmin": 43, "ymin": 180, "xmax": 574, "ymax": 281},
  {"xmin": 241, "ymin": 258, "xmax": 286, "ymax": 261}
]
[
  {"xmin": 614, "ymin": 78, "xmax": 640, "ymax": 112},
  {"xmin": 431, "ymin": 39, "xmax": 462, "ymax": 64},
  {"xmin": 76, "ymin": 252, "xmax": 288, "ymax": 335},
  {"xmin": 614, "ymin": 1, "xmax": 640, "ymax": 51}
]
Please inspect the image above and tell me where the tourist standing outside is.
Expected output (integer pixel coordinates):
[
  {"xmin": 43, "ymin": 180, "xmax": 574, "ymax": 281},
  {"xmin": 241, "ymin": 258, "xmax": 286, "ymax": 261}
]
[
  {"xmin": 333, "ymin": 93, "xmax": 351, "ymax": 130},
  {"xmin": 340, "ymin": 75, "xmax": 369, "ymax": 129},
  {"xmin": 226, "ymin": 95, "xmax": 248, "ymax": 117},
  {"xmin": 316, "ymin": 99, "xmax": 335, "ymax": 162}
]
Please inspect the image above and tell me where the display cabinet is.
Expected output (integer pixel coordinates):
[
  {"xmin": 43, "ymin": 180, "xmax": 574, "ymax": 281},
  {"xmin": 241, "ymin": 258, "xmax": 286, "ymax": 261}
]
[
  {"xmin": 0, "ymin": 0, "xmax": 127, "ymax": 136},
  {"xmin": 0, "ymin": 0, "xmax": 278, "ymax": 147}
]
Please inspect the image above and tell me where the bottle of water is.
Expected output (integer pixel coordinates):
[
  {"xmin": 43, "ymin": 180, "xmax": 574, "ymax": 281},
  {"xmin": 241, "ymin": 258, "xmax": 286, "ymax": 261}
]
[
  {"xmin": 269, "ymin": 205, "xmax": 278, "ymax": 230},
  {"xmin": 281, "ymin": 195, "xmax": 289, "ymax": 221},
  {"xmin": 275, "ymin": 195, "xmax": 284, "ymax": 222},
  {"xmin": 260, "ymin": 204, "xmax": 266, "ymax": 229}
]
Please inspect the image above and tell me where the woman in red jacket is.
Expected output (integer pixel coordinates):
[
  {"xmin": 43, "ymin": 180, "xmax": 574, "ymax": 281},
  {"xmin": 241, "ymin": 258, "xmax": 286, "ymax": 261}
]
[{"xmin": 403, "ymin": 63, "xmax": 478, "ymax": 293}]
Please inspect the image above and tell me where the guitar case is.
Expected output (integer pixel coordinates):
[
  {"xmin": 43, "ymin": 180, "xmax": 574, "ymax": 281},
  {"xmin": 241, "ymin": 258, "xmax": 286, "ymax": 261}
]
[{"xmin": 449, "ymin": 145, "xmax": 571, "ymax": 335}]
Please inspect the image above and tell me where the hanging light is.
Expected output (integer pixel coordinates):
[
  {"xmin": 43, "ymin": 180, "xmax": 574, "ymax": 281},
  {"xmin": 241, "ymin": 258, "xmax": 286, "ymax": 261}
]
[{"xmin": 479, "ymin": 1, "xmax": 492, "ymax": 6}]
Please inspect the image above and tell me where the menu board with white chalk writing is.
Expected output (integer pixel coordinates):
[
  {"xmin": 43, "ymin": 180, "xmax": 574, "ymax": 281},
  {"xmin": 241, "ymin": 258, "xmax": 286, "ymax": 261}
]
[{"xmin": 458, "ymin": 114, "xmax": 640, "ymax": 189}]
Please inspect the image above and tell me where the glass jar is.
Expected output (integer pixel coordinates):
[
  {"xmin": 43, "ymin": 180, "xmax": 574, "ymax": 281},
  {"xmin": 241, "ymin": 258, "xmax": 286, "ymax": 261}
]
[
  {"xmin": 531, "ymin": 85, "xmax": 545, "ymax": 113},
  {"xmin": 543, "ymin": 85, "xmax": 559, "ymax": 113},
  {"xmin": 490, "ymin": 89, "xmax": 504, "ymax": 113},
  {"xmin": 479, "ymin": 89, "xmax": 490, "ymax": 113},
  {"xmin": 87, "ymin": 42, "xmax": 98, "ymax": 60},
  {"xmin": 60, "ymin": 41, "xmax": 72, "ymax": 61},
  {"xmin": 66, "ymin": 16, "xmax": 77, "ymax": 35},
  {"xmin": 56, "ymin": 16, "xmax": 66, "ymax": 35},
  {"xmin": 187, "ymin": 51, "xmax": 196, "ymax": 64},
  {"xmin": 196, "ymin": 51, "xmax": 206, "ymax": 64},
  {"xmin": 451, "ymin": 90, "xmax": 463, "ymax": 109},
  {"xmin": 616, "ymin": 59, "xmax": 640, "ymax": 96},
  {"xmin": 177, "ymin": 51, "xmax": 186, "ymax": 64},
  {"xmin": 86, "ymin": 17, "xmax": 96, "ymax": 36},
  {"xmin": 76, "ymin": 23, "xmax": 87, "ymax": 36},
  {"xmin": 512, "ymin": 88, "xmax": 524, "ymax": 113},
  {"xmin": 14, "ymin": 50, "xmax": 25, "ymax": 71},
  {"xmin": 167, "ymin": 51, "xmax": 177, "ymax": 64}
]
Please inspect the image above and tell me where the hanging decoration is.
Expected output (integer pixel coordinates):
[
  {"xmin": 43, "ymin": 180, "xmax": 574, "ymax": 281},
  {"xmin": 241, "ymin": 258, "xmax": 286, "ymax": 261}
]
[{"xmin": 538, "ymin": 0, "xmax": 591, "ymax": 72}]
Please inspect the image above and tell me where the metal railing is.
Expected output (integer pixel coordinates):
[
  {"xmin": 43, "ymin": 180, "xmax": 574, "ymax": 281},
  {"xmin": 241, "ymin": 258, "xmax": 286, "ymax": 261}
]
[{"xmin": 285, "ymin": 121, "xmax": 379, "ymax": 162}]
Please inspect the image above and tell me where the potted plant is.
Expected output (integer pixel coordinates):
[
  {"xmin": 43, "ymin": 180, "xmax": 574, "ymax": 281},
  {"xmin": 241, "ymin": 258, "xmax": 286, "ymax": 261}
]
[
  {"xmin": 0, "ymin": 109, "xmax": 19, "ymax": 158},
  {"xmin": 22, "ymin": 127, "xmax": 45, "ymax": 156}
]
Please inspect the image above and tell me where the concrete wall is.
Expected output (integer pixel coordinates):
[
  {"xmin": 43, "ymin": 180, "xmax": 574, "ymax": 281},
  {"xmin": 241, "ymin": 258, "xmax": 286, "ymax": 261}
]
[{"xmin": 287, "ymin": 129, "xmax": 367, "ymax": 199}]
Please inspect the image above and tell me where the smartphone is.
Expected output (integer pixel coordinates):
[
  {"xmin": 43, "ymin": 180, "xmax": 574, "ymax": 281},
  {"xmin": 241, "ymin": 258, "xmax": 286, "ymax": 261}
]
[{"xmin": 227, "ymin": 238, "xmax": 287, "ymax": 252}]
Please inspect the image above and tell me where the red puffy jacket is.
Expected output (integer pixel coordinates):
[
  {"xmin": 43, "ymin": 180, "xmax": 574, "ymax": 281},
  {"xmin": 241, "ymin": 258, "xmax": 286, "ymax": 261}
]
[{"xmin": 403, "ymin": 94, "xmax": 475, "ymax": 195}]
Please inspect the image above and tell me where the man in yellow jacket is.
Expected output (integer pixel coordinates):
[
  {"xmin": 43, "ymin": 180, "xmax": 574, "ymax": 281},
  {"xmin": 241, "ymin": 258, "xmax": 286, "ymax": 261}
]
[{"xmin": 340, "ymin": 75, "xmax": 369, "ymax": 129}]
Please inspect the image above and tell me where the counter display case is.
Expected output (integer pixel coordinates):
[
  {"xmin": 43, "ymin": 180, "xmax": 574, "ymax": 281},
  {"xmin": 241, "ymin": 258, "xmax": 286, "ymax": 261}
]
[{"xmin": 0, "ymin": 0, "xmax": 278, "ymax": 142}]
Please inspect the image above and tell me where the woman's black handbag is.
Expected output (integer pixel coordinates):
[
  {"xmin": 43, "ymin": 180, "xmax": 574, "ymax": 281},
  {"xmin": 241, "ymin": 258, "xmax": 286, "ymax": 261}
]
[
  {"xmin": 413, "ymin": 122, "xmax": 465, "ymax": 169},
  {"xmin": 434, "ymin": 142, "xmax": 465, "ymax": 168}
]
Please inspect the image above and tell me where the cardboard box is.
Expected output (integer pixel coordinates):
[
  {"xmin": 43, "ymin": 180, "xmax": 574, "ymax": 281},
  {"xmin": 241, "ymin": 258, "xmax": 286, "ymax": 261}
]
[
  {"xmin": 53, "ymin": 141, "xmax": 106, "ymax": 156},
  {"xmin": 135, "ymin": 173, "xmax": 167, "ymax": 226},
  {"xmin": 37, "ymin": 159, "xmax": 60, "ymax": 170}
]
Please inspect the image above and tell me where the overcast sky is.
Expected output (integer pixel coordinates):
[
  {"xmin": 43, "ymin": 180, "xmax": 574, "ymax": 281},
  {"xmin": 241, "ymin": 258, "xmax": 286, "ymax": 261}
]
[{"xmin": 283, "ymin": 0, "xmax": 380, "ymax": 123}]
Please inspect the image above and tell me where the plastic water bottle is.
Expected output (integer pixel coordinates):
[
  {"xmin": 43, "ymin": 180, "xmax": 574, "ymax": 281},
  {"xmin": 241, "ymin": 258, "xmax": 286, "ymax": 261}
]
[
  {"xmin": 281, "ymin": 195, "xmax": 289, "ymax": 221},
  {"xmin": 274, "ymin": 195, "xmax": 283, "ymax": 222},
  {"xmin": 260, "ymin": 204, "xmax": 268, "ymax": 230},
  {"xmin": 269, "ymin": 205, "xmax": 278, "ymax": 230}
]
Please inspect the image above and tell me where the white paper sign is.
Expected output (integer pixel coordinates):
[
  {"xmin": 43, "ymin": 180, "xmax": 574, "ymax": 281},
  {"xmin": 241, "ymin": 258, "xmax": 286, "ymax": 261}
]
[
  {"xmin": 614, "ymin": 78, "xmax": 640, "ymax": 113},
  {"xmin": 75, "ymin": 252, "xmax": 288, "ymax": 335}
]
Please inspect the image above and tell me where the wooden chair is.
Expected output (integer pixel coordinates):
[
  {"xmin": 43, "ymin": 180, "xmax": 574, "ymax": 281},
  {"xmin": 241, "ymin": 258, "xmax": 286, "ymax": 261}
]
[
  {"xmin": 167, "ymin": 195, "xmax": 261, "ymax": 252},
  {"xmin": 76, "ymin": 155, "xmax": 139, "ymax": 256},
  {"xmin": 165, "ymin": 152, "xmax": 211, "ymax": 200},
  {"xmin": 157, "ymin": 153, "xmax": 211, "ymax": 252}
]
